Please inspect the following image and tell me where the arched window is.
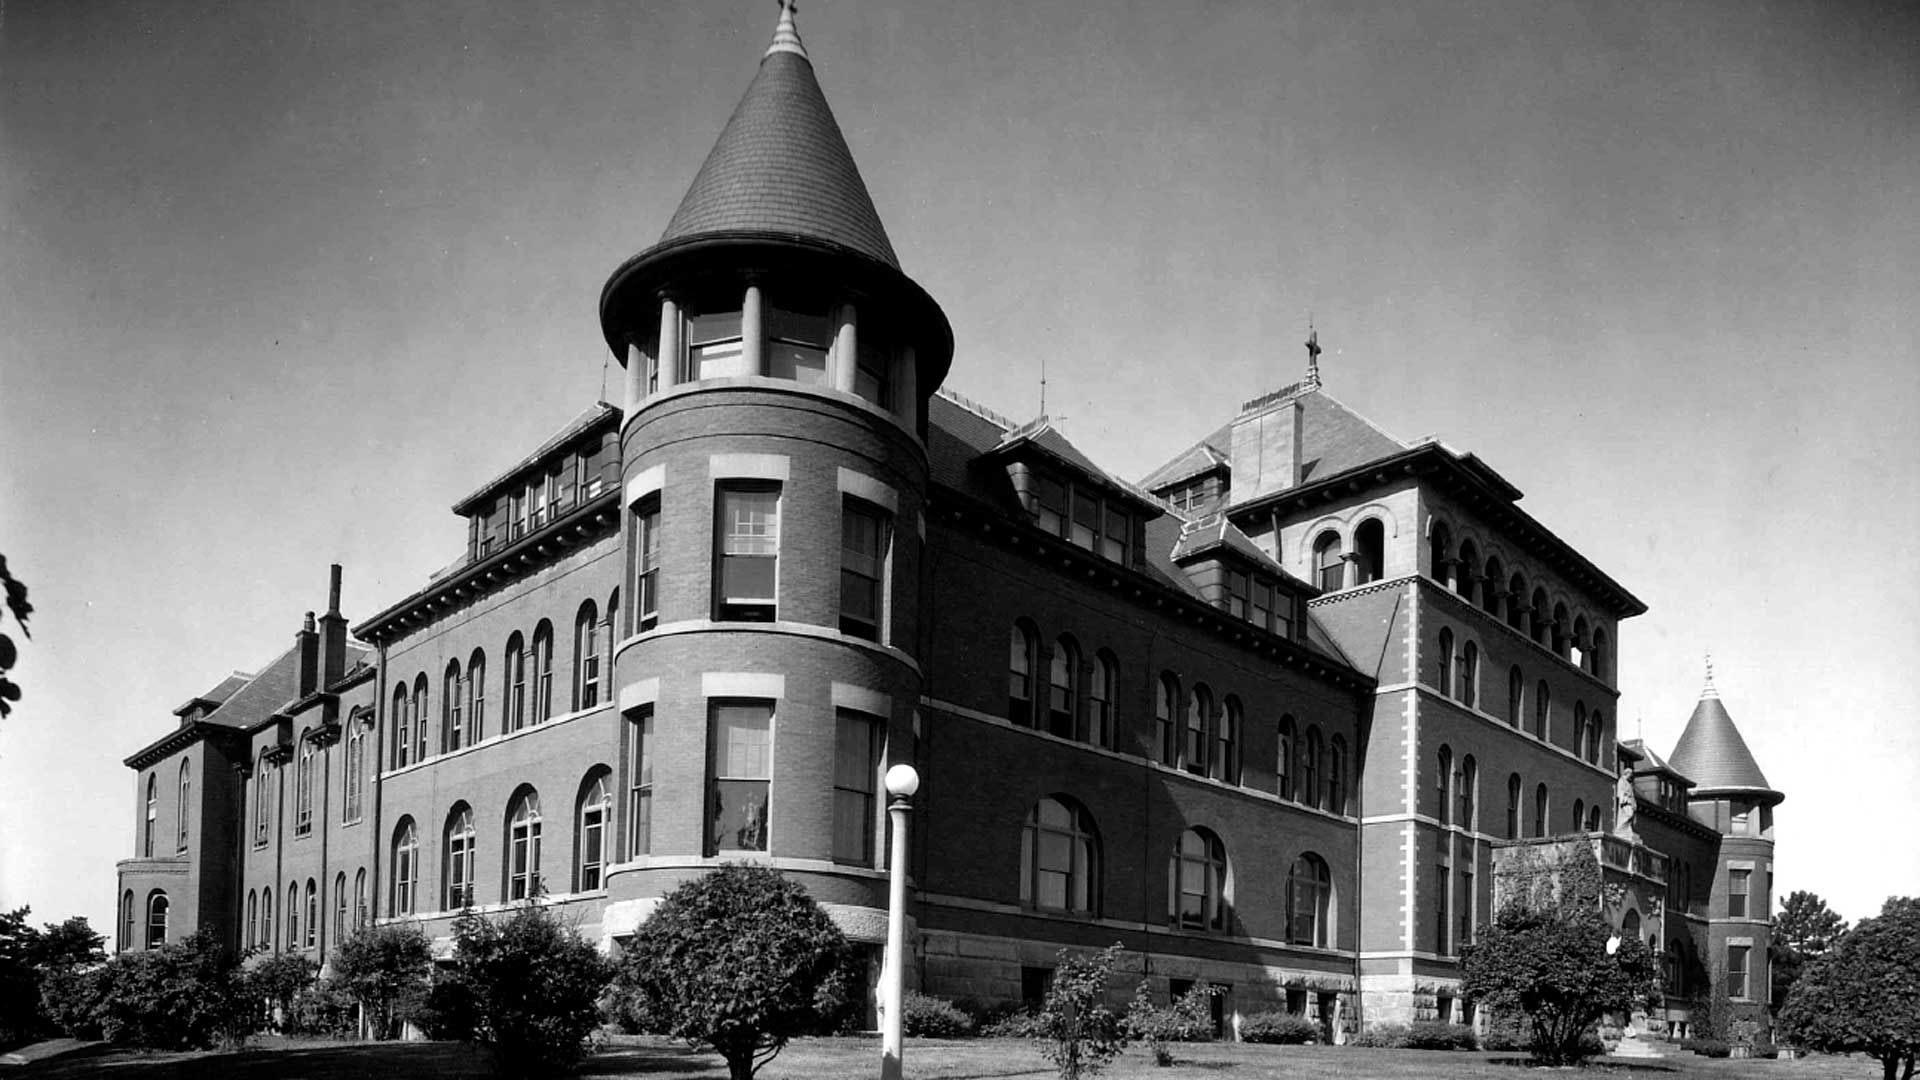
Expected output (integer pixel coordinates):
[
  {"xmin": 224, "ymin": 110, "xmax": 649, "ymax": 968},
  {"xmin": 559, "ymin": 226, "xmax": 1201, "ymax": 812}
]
[
  {"xmin": 145, "ymin": 891, "xmax": 169, "ymax": 949},
  {"xmin": 296, "ymin": 733, "xmax": 314, "ymax": 835},
  {"xmin": 1573, "ymin": 702, "xmax": 1588, "ymax": 761},
  {"xmin": 1572, "ymin": 615, "xmax": 1591, "ymax": 670},
  {"xmin": 1482, "ymin": 556, "xmax": 1504, "ymax": 615},
  {"xmin": 1587, "ymin": 710, "xmax": 1605, "ymax": 764},
  {"xmin": 124, "ymin": 891, "xmax": 138, "ymax": 953},
  {"xmin": 1168, "ymin": 828, "xmax": 1228, "ymax": 932},
  {"xmin": 1277, "ymin": 715, "xmax": 1296, "ymax": 801},
  {"xmin": 467, "ymin": 649, "xmax": 487, "ymax": 745},
  {"xmin": 243, "ymin": 890, "xmax": 255, "ymax": 953},
  {"xmin": 1302, "ymin": 727, "xmax": 1323, "ymax": 810},
  {"xmin": 304, "ymin": 879, "xmax": 318, "ymax": 949},
  {"xmin": 505, "ymin": 631, "xmax": 527, "ymax": 732},
  {"xmin": 1218, "ymin": 697, "xmax": 1242, "ymax": 785},
  {"xmin": 444, "ymin": 805, "xmax": 475, "ymax": 910},
  {"xmin": 392, "ymin": 818, "xmax": 418, "ymax": 916},
  {"xmin": 333, "ymin": 872, "xmax": 347, "ymax": 946},
  {"xmin": 391, "ymin": 683, "xmax": 411, "ymax": 767},
  {"xmin": 506, "ymin": 788, "xmax": 543, "ymax": 901},
  {"xmin": 1008, "ymin": 623, "xmax": 1036, "ymax": 728},
  {"xmin": 1328, "ymin": 735, "xmax": 1348, "ymax": 815},
  {"xmin": 1507, "ymin": 573, "xmax": 1528, "ymax": 631},
  {"xmin": 1456, "ymin": 540, "xmax": 1479, "ymax": 603},
  {"xmin": 412, "ymin": 674, "xmax": 430, "ymax": 762},
  {"xmin": 1533, "ymin": 784, "xmax": 1549, "ymax": 838},
  {"xmin": 1184, "ymin": 684, "xmax": 1212, "ymax": 776},
  {"xmin": 1313, "ymin": 531, "xmax": 1345, "ymax": 591},
  {"xmin": 1286, "ymin": 853, "xmax": 1332, "ymax": 947},
  {"xmin": 1534, "ymin": 680, "xmax": 1551, "ymax": 741},
  {"xmin": 577, "ymin": 771, "xmax": 612, "ymax": 892},
  {"xmin": 1530, "ymin": 588, "xmax": 1550, "ymax": 646},
  {"xmin": 261, "ymin": 888, "xmax": 273, "ymax": 949},
  {"xmin": 574, "ymin": 600, "xmax": 601, "ymax": 712},
  {"xmin": 1506, "ymin": 774, "xmax": 1522, "ymax": 839},
  {"xmin": 531, "ymin": 621, "xmax": 554, "ymax": 723},
  {"xmin": 1507, "ymin": 666, "xmax": 1524, "ymax": 727},
  {"xmin": 1459, "ymin": 642, "xmax": 1478, "ymax": 708},
  {"xmin": 287, "ymin": 882, "xmax": 299, "ymax": 950},
  {"xmin": 353, "ymin": 869, "xmax": 368, "ymax": 930},
  {"xmin": 1048, "ymin": 636, "xmax": 1078, "ymax": 739},
  {"xmin": 143, "ymin": 774, "xmax": 157, "ymax": 857},
  {"xmin": 1572, "ymin": 799, "xmax": 1586, "ymax": 833},
  {"xmin": 344, "ymin": 713, "xmax": 366, "ymax": 823},
  {"xmin": 1021, "ymin": 797, "xmax": 1099, "ymax": 914},
  {"xmin": 1551, "ymin": 602, "xmax": 1570, "ymax": 658},
  {"xmin": 1353, "ymin": 519, "xmax": 1385, "ymax": 585},
  {"xmin": 1592, "ymin": 629, "xmax": 1610, "ymax": 682},
  {"xmin": 1458, "ymin": 755, "xmax": 1477, "ymax": 830},
  {"xmin": 1090, "ymin": 652, "xmax": 1117, "ymax": 749},
  {"xmin": 1436, "ymin": 628, "xmax": 1454, "ymax": 696},
  {"xmin": 176, "ymin": 761, "xmax": 191, "ymax": 852},
  {"xmin": 443, "ymin": 660, "xmax": 463, "ymax": 753},
  {"xmin": 1436, "ymin": 745, "xmax": 1453, "ymax": 825},
  {"xmin": 254, "ymin": 750, "xmax": 273, "ymax": 845},
  {"xmin": 1586, "ymin": 803, "xmax": 1603, "ymax": 832},
  {"xmin": 1428, "ymin": 521, "xmax": 1452, "ymax": 586},
  {"xmin": 1156, "ymin": 674, "xmax": 1179, "ymax": 766}
]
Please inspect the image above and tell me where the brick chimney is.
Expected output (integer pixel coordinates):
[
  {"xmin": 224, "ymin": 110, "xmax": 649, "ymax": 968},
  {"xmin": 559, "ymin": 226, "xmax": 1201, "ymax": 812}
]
[
  {"xmin": 319, "ymin": 564, "xmax": 348, "ymax": 687},
  {"xmin": 295, "ymin": 610, "xmax": 319, "ymax": 699},
  {"xmin": 1228, "ymin": 389, "xmax": 1304, "ymax": 508}
]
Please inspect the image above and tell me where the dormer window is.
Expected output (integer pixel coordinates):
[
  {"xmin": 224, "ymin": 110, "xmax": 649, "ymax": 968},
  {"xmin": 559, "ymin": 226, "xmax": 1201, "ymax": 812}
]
[
  {"xmin": 1071, "ymin": 490, "xmax": 1100, "ymax": 550},
  {"xmin": 1020, "ymin": 468, "xmax": 1135, "ymax": 567},
  {"xmin": 1033, "ymin": 475, "xmax": 1066, "ymax": 535}
]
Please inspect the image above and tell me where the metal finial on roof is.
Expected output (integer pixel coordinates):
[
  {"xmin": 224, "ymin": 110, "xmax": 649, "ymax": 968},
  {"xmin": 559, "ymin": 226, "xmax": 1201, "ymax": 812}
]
[
  {"xmin": 1304, "ymin": 318, "xmax": 1322, "ymax": 391},
  {"xmin": 766, "ymin": 0, "xmax": 808, "ymax": 60},
  {"xmin": 1701, "ymin": 650, "xmax": 1718, "ymax": 700}
]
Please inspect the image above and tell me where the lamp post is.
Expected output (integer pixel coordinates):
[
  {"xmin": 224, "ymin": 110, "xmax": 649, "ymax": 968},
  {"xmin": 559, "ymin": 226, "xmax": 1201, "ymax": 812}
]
[{"xmin": 880, "ymin": 763, "xmax": 919, "ymax": 1080}]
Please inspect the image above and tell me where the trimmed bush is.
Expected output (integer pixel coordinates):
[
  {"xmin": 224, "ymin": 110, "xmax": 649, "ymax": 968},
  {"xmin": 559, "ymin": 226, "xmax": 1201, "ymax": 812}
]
[
  {"xmin": 902, "ymin": 991, "xmax": 975, "ymax": 1037},
  {"xmin": 440, "ymin": 904, "xmax": 615, "ymax": 1077},
  {"xmin": 1239, "ymin": 1011, "xmax": 1319, "ymax": 1045},
  {"xmin": 1348, "ymin": 1023, "xmax": 1409, "ymax": 1048},
  {"xmin": 981, "ymin": 1011, "xmax": 1044, "ymax": 1038},
  {"xmin": 1404, "ymin": 1020, "xmax": 1478, "ymax": 1050},
  {"xmin": 1692, "ymin": 1038, "xmax": 1733, "ymax": 1058}
]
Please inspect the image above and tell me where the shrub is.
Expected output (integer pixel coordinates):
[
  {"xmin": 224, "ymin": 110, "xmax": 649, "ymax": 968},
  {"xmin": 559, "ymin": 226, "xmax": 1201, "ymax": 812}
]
[
  {"xmin": 1124, "ymin": 981, "xmax": 1219, "ymax": 1066},
  {"xmin": 286, "ymin": 981, "xmax": 359, "ymax": 1039},
  {"xmin": 244, "ymin": 951, "xmax": 317, "ymax": 1032},
  {"xmin": 902, "ymin": 991, "xmax": 975, "ymax": 1037},
  {"xmin": 1239, "ymin": 1011, "xmax": 1319, "ymax": 1045},
  {"xmin": 1404, "ymin": 1020, "xmax": 1478, "ymax": 1050},
  {"xmin": 981, "ymin": 1010, "xmax": 1044, "ymax": 1038},
  {"xmin": 93, "ymin": 932, "xmax": 254, "ymax": 1050},
  {"xmin": 37, "ymin": 966, "xmax": 105, "ymax": 1040},
  {"xmin": 1752, "ymin": 1041, "xmax": 1781, "ymax": 1059},
  {"xmin": 331, "ymin": 923, "xmax": 433, "ymax": 1040},
  {"xmin": 1692, "ymin": 1038, "xmax": 1732, "ymax": 1058},
  {"xmin": 1031, "ymin": 945, "xmax": 1130, "ymax": 1079},
  {"xmin": 1349, "ymin": 1023, "xmax": 1408, "ymax": 1048},
  {"xmin": 439, "ymin": 905, "xmax": 614, "ymax": 1077},
  {"xmin": 617, "ymin": 863, "xmax": 851, "ymax": 1080}
]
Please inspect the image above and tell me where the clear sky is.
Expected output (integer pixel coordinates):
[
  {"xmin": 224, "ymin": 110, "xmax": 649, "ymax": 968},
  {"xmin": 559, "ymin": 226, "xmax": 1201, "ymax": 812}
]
[{"xmin": 2, "ymin": 0, "xmax": 1915, "ymax": 936}]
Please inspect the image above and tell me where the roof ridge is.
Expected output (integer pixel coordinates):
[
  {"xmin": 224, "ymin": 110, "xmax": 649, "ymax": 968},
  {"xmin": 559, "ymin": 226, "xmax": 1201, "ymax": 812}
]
[{"xmin": 935, "ymin": 386, "xmax": 1017, "ymax": 431}]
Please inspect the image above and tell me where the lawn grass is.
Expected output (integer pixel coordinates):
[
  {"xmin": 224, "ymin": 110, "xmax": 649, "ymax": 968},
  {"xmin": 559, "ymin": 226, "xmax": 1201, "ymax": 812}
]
[{"xmin": 18, "ymin": 1034, "xmax": 1886, "ymax": 1080}]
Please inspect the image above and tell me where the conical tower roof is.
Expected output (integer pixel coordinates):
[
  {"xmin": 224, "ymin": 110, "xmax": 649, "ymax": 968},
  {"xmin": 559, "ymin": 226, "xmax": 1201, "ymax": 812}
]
[
  {"xmin": 1667, "ymin": 656, "xmax": 1782, "ymax": 805},
  {"xmin": 655, "ymin": 3, "xmax": 898, "ymax": 268}
]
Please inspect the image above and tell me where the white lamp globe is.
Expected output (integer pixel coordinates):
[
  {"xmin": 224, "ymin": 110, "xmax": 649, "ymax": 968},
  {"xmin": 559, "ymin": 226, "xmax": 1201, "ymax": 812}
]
[{"xmin": 884, "ymin": 763, "xmax": 921, "ymax": 798}]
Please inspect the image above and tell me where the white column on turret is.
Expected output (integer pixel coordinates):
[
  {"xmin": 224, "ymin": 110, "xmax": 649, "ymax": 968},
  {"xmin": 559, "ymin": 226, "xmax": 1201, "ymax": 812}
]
[
  {"xmin": 743, "ymin": 282, "xmax": 766, "ymax": 376},
  {"xmin": 896, "ymin": 346, "xmax": 918, "ymax": 426},
  {"xmin": 657, "ymin": 297, "xmax": 681, "ymax": 390},
  {"xmin": 623, "ymin": 338, "xmax": 647, "ymax": 413},
  {"xmin": 832, "ymin": 302, "xmax": 859, "ymax": 392}
]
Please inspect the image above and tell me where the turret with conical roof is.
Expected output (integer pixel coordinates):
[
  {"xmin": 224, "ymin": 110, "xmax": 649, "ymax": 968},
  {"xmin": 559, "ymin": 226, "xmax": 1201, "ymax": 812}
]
[{"xmin": 1668, "ymin": 655, "xmax": 1783, "ymax": 807}]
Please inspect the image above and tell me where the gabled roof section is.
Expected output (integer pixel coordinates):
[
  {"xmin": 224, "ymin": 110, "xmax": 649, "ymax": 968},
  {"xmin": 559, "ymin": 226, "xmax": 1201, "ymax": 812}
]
[
  {"xmin": 655, "ymin": 5, "xmax": 898, "ymax": 269},
  {"xmin": 451, "ymin": 403, "xmax": 620, "ymax": 516},
  {"xmin": 1138, "ymin": 432, "xmax": 1229, "ymax": 494},
  {"xmin": 985, "ymin": 416, "xmax": 1165, "ymax": 519},
  {"xmin": 1620, "ymin": 738, "xmax": 1694, "ymax": 785},
  {"xmin": 1136, "ymin": 388, "xmax": 1411, "ymax": 498},
  {"xmin": 171, "ymin": 671, "xmax": 252, "ymax": 718},
  {"xmin": 1667, "ymin": 662, "xmax": 1780, "ymax": 804}
]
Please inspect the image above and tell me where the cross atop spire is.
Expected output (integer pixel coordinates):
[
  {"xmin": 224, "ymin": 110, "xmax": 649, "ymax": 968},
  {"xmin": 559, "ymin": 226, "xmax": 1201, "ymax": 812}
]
[
  {"xmin": 1701, "ymin": 650, "xmax": 1718, "ymax": 700},
  {"xmin": 767, "ymin": 0, "xmax": 808, "ymax": 60},
  {"xmin": 1303, "ymin": 319, "xmax": 1322, "ymax": 391}
]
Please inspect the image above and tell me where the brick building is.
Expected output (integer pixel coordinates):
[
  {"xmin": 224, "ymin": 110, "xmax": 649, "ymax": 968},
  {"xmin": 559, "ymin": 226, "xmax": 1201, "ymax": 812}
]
[{"xmin": 115, "ymin": 5, "xmax": 1778, "ymax": 1039}]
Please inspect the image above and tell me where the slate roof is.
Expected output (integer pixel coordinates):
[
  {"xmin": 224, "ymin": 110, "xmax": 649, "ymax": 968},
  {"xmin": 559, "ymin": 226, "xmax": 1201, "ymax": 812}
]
[
  {"xmin": 655, "ymin": 11, "xmax": 898, "ymax": 269},
  {"xmin": 1135, "ymin": 388, "xmax": 1410, "ymax": 495},
  {"xmin": 1667, "ymin": 673, "xmax": 1778, "ymax": 800},
  {"xmin": 450, "ymin": 402, "xmax": 620, "ymax": 515}
]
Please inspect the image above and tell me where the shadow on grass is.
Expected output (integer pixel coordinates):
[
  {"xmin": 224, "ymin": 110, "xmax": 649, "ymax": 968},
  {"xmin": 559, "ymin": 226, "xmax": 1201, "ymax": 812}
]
[{"xmin": 1485, "ymin": 1055, "xmax": 1684, "ymax": 1072}]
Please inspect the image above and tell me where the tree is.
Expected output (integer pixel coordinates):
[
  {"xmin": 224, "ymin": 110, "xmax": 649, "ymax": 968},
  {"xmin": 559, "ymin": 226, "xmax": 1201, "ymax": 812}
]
[
  {"xmin": 1462, "ymin": 845, "xmax": 1656, "ymax": 1065},
  {"xmin": 29, "ymin": 916, "xmax": 105, "ymax": 973},
  {"xmin": 245, "ymin": 952, "xmax": 318, "ymax": 1032},
  {"xmin": 1778, "ymin": 896, "xmax": 1920, "ymax": 1080},
  {"xmin": 435, "ymin": 904, "xmax": 614, "ymax": 1077},
  {"xmin": 1773, "ymin": 890, "xmax": 1849, "ymax": 1008},
  {"xmin": 330, "ymin": 922, "xmax": 433, "ymax": 1039},
  {"xmin": 1123, "ymin": 978, "xmax": 1218, "ymax": 1068},
  {"xmin": 0, "ymin": 555, "xmax": 31, "ymax": 721},
  {"xmin": 0, "ymin": 908, "xmax": 39, "ymax": 1045},
  {"xmin": 1028, "ymin": 945, "xmax": 1129, "ymax": 1079},
  {"xmin": 93, "ymin": 932, "xmax": 254, "ymax": 1050},
  {"xmin": 617, "ymin": 863, "xmax": 850, "ymax": 1080}
]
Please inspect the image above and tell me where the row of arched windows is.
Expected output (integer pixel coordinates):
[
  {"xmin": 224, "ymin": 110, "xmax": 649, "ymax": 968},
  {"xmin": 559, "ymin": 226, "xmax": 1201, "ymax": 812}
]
[
  {"xmin": 118, "ymin": 889, "xmax": 167, "ymax": 951},
  {"xmin": 390, "ymin": 594, "xmax": 618, "ymax": 771},
  {"xmin": 1008, "ymin": 623, "xmax": 1119, "ymax": 748},
  {"xmin": 242, "ymin": 869, "xmax": 370, "ymax": 953},
  {"xmin": 1426, "ymin": 522, "xmax": 1610, "ymax": 680},
  {"xmin": 1310, "ymin": 518, "xmax": 1386, "ymax": 592},
  {"xmin": 140, "ymin": 763, "xmax": 194, "ymax": 858},
  {"xmin": 1489, "ymin": 770, "xmax": 1598, "ymax": 840},
  {"xmin": 1016, "ymin": 796, "xmax": 1334, "ymax": 947},
  {"xmin": 1436, "ymin": 627, "xmax": 1610, "ymax": 767},
  {"xmin": 250, "ymin": 713, "xmax": 374, "ymax": 849},
  {"xmin": 387, "ymin": 770, "xmax": 612, "ymax": 917}
]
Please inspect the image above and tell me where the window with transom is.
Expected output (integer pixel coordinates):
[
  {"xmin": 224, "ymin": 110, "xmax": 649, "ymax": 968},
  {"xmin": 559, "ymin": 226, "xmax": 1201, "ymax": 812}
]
[
  {"xmin": 1168, "ymin": 828, "xmax": 1228, "ymax": 932},
  {"xmin": 1022, "ymin": 797, "xmax": 1098, "ymax": 914}
]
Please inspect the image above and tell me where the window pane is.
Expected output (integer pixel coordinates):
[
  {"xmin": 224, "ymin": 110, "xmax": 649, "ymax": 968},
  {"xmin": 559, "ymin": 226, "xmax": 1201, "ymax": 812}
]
[
  {"xmin": 1071, "ymin": 491, "xmax": 1099, "ymax": 549},
  {"xmin": 688, "ymin": 311, "xmax": 742, "ymax": 345},
  {"xmin": 716, "ymin": 705, "xmax": 772, "ymax": 778},
  {"xmin": 768, "ymin": 308, "xmax": 831, "ymax": 345},
  {"xmin": 768, "ymin": 342, "xmax": 829, "ymax": 385},
  {"xmin": 711, "ymin": 779, "xmax": 769, "ymax": 851}
]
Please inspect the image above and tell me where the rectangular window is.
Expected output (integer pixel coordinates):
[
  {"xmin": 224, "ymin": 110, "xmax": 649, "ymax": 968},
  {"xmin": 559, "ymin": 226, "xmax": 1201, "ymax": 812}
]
[
  {"xmin": 1101, "ymin": 506, "xmax": 1129, "ymax": 564},
  {"xmin": 635, "ymin": 501, "xmax": 661, "ymax": 632},
  {"xmin": 1252, "ymin": 580, "xmax": 1273, "ymax": 631},
  {"xmin": 708, "ymin": 702, "xmax": 772, "ymax": 855},
  {"xmin": 628, "ymin": 708, "xmax": 654, "ymax": 858},
  {"xmin": 1435, "ymin": 863, "xmax": 1452, "ymax": 955},
  {"xmin": 510, "ymin": 489, "xmax": 527, "ymax": 540},
  {"xmin": 832, "ymin": 711, "xmax": 881, "ymax": 865},
  {"xmin": 1070, "ymin": 490, "xmax": 1099, "ymax": 550},
  {"xmin": 530, "ymin": 475, "xmax": 549, "ymax": 531},
  {"xmin": 1032, "ymin": 475, "xmax": 1065, "ymax": 536},
  {"xmin": 1226, "ymin": 570, "xmax": 1250, "ymax": 619},
  {"xmin": 687, "ymin": 310, "xmax": 745, "ymax": 379},
  {"xmin": 717, "ymin": 486, "xmax": 779, "ymax": 621},
  {"xmin": 854, "ymin": 340, "xmax": 892, "ymax": 408},
  {"xmin": 1459, "ymin": 866, "xmax": 1475, "ymax": 946},
  {"xmin": 1727, "ymin": 945, "xmax": 1751, "ymax": 999},
  {"xmin": 1728, "ymin": 868, "xmax": 1750, "ymax": 918},
  {"xmin": 768, "ymin": 308, "xmax": 832, "ymax": 386},
  {"xmin": 839, "ymin": 501, "xmax": 889, "ymax": 641}
]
